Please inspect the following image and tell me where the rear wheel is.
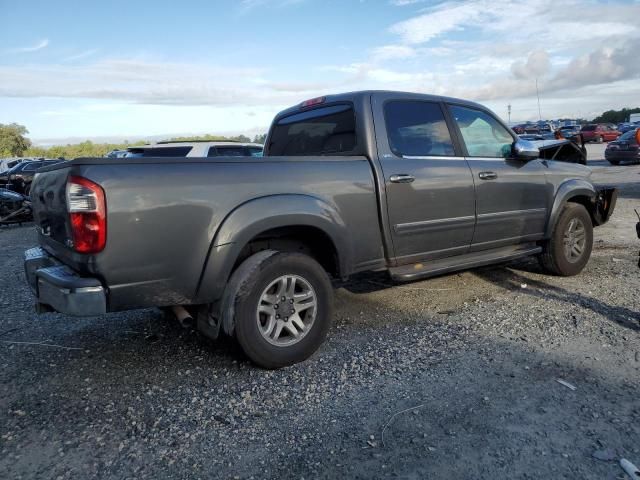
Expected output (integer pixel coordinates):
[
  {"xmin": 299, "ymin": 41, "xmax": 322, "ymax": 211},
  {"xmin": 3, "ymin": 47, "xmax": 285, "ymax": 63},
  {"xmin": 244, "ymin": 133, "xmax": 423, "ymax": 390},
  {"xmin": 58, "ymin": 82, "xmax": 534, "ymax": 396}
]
[
  {"xmin": 232, "ymin": 251, "xmax": 333, "ymax": 368},
  {"xmin": 539, "ymin": 203, "xmax": 593, "ymax": 276},
  {"xmin": 608, "ymin": 159, "xmax": 620, "ymax": 165}
]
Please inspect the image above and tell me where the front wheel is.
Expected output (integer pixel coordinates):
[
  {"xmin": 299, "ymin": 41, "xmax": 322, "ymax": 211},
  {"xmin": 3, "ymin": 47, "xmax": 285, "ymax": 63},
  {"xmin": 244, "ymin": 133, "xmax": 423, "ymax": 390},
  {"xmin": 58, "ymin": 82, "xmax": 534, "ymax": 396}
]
[
  {"xmin": 539, "ymin": 203, "xmax": 593, "ymax": 276},
  {"xmin": 232, "ymin": 251, "xmax": 333, "ymax": 369},
  {"xmin": 608, "ymin": 159, "xmax": 620, "ymax": 165}
]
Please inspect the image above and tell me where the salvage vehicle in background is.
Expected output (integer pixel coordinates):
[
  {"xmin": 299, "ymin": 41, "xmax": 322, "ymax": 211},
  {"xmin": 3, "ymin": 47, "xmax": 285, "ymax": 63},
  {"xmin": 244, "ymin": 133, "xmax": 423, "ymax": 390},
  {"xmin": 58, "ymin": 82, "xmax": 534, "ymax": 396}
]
[
  {"xmin": 559, "ymin": 125, "xmax": 581, "ymax": 139},
  {"xmin": 605, "ymin": 128, "xmax": 640, "ymax": 165},
  {"xmin": 580, "ymin": 124, "xmax": 621, "ymax": 143},
  {"xmin": 618, "ymin": 122, "xmax": 640, "ymax": 134},
  {"xmin": 24, "ymin": 90, "xmax": 616, "ymax": 368},
  {"xmin": 0, "ymin": 159, "xmax": 64, "ymax": 196},
  {"xmin": 105, "ymin": 149, "xmax": 128, "ymax": 158},
  {"xmin": 0, "ymin": 189, "xmax": 32, "ymax": 225},
  {"xmin": 125, "ymin": 141, "xmax": 264, "ymax": 158}
]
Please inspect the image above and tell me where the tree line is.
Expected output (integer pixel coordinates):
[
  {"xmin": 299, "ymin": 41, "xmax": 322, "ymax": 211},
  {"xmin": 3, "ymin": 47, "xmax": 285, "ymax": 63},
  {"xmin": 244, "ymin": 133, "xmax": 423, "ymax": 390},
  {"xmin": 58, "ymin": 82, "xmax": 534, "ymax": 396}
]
[
  {"xmin": 0, "ymin": 123, "xmax": 267, "ymax": 159},
  {"xmin": 592, "ymin": 107, "xmax": 640, "ymax": 124}
]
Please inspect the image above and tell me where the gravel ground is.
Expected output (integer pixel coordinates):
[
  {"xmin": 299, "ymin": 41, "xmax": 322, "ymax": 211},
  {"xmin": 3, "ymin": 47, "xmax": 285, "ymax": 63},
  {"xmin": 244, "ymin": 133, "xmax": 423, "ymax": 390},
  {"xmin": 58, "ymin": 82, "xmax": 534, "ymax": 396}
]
[{"xmin": 1, "ymin": 145, "xmax": 639, "ymax": 479}]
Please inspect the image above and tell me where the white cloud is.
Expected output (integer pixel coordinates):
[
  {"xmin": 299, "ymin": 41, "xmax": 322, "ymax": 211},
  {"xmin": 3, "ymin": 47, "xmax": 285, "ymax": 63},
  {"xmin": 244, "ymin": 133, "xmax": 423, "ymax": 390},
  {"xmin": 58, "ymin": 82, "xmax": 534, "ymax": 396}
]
[
  {"xmin": 239, "ymin": 0, "xmax": 304, "ymax": 12},
  {"xmin": 370, "ymin": 44, "xmax": 416, "ymax": 61},
  {"xmin": 389, "ymin": 0, "xmax": 423, "ymax": 5},
  {"xmin": 511, "ymin": 51, "xmax": 550, "ymax": 80},
  {"xmin": 3, "ymin": 0, "xmax": 640, "ymax": 139},
  {"xmin": 388, "ymin": 0, "xmax": 639, "ymax": 48},
  {"xmin": 0, "ymin": 59, "xmax": 291, "ymax": 106},
  {"xmin": 390, "ymin": 2, "xmax": 486, "ymax": 44},
  {"xmin": 5, "ymin": 38, "xmax": 49, "ymax": 54},
  {"xmin": 63, "ymin": 49, "xmax": 99, "ymax": 62}
]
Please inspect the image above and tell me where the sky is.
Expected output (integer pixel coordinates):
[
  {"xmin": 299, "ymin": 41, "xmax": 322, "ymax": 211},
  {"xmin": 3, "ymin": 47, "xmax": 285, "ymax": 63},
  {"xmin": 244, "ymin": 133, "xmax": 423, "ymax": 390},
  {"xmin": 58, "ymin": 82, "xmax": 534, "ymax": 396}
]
[{"xmin": 1, "ymin": 0, "xmax": 639, "ymax": 145}]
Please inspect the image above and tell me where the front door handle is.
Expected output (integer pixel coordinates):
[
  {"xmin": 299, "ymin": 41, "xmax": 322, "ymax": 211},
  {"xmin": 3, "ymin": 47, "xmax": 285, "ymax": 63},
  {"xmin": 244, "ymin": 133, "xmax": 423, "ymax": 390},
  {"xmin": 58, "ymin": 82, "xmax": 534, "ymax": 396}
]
[
  {"xmin": 478, "ymin": 171, "xmax": 498, "ymax": 180},
  {"xmin": 389, "ymin": 174, "xmax": 415, "ymax": 184}
]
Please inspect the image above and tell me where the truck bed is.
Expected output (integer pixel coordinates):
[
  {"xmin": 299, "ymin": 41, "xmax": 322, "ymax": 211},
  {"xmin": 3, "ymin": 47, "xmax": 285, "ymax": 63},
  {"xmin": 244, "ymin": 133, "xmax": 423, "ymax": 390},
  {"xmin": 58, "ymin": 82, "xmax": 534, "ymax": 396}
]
[{"xmin": 30, "ymin": 156, "xmax": 384, "ymax": 311}]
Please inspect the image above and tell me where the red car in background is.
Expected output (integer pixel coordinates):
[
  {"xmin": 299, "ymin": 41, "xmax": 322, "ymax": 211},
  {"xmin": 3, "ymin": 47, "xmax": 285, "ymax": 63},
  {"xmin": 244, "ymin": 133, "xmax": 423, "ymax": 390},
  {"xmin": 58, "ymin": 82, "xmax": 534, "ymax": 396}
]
[{"xmin": 580, "ymin": 124, "xmax": 621, "ymax": 143}]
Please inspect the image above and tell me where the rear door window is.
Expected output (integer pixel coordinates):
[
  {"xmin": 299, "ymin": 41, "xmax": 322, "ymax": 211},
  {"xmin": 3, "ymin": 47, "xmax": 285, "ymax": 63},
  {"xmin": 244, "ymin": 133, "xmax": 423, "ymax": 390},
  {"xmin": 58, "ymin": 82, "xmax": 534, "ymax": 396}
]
[
  {"xmin": 248, "ymin": 147, "xmax": 263, "ymax": 157},
  {"xmin": 127, "ymin": 146, "xmax": 193, "ymax": 157},
  {"xmin": 269, "ymin": 104, "xmax": 357, "ymax": 156},
  {"xmin": 215, "ymin": 146, "xmax": 250, "ymax": 157},
  {"xmin": 384, "ymin": 101, "xmax": 455, "ymax": 157},
  {"xmin": 448, "ymin": 105, "xmax": 514, "ymax": 158}
]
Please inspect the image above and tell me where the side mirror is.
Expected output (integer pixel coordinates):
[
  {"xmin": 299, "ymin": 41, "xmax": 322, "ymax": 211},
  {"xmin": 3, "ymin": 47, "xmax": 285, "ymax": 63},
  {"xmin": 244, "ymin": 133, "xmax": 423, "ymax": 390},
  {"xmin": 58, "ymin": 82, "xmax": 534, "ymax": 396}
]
[{"xmin": 512, "ymin": 140, "xmax": 540, "ymax": 161}]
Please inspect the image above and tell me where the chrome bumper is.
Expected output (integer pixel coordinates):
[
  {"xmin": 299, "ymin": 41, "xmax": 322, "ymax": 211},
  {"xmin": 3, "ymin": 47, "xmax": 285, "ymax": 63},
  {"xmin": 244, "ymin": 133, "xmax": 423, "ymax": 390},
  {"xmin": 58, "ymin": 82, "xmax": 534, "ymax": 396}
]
[{"xmin": 24, "ymin": 247, "xmax": 106, "ymax": 316}]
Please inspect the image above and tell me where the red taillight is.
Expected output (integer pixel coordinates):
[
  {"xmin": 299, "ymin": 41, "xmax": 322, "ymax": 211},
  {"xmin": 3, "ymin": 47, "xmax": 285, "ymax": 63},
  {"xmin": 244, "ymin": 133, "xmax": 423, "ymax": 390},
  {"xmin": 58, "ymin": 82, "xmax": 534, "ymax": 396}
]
[
  {"xmin": 66, "ymin": 176, "xmax": 106, "ymax": 253},
  {"xmin": 301, "ymin": 96, "xmax": 325, "ymax": 108}
]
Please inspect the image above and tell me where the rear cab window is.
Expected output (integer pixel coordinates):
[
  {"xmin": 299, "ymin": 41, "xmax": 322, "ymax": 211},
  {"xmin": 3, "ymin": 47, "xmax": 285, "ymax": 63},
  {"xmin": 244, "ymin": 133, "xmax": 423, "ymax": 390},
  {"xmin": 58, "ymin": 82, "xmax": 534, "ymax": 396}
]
[
  {"xmin": 268, "ymin": 104, "xmax": 357, "ymax": 156},
  {"xmin": 448, "ymin": 105, "xmax": 514, "ymax": 158},
  {"xmin": 383, "ymin": 101, "xmax": 455, "ymax": 157}
]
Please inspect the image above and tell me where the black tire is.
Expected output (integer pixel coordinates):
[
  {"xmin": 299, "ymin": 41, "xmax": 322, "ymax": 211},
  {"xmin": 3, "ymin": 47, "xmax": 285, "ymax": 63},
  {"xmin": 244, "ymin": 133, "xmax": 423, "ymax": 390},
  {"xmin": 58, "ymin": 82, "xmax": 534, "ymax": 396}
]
[
  {"xmin": 539, "ymin": 203, "xmax": 593, "ymax": 276},
  {"xmin": 608, "ymin": 159, "xmax": 620, "ymax": 165},
  {"xmin": 596, "ymin": 136, "xmax": 603, "ymax": 143},
  {"xmin": 232, "ymin": 251, "xmax": 333, "ymax": 369}
]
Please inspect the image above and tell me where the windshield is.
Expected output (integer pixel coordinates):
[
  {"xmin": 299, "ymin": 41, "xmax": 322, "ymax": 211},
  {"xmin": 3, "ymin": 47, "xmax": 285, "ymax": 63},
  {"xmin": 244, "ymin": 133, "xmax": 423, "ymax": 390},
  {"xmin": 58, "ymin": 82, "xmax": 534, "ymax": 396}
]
[
  {"xmin": 619, "ymin": 129, "xmax": 638, "ymax": 141},
  {"xmin": 4, "ymin": 163, "xmax": 25, "ymax": 174}
]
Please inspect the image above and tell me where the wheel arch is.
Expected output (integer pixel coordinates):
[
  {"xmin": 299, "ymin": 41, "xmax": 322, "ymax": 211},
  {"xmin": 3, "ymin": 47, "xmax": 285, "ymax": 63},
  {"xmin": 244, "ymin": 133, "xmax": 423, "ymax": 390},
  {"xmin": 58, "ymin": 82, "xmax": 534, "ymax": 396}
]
[
  {"xmin": 195, "ymin": 194, "xmax": 351, "ymax": 304},
  {"xmin": 545, "ymin": 180, "xmax": 597, "ymax": 238}
]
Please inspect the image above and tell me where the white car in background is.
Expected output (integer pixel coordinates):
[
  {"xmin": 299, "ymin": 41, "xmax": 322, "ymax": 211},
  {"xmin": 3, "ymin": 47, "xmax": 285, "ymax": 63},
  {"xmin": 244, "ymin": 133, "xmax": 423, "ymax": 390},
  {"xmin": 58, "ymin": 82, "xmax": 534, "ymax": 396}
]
[{"xmin": 125, "ymin": 141, "xmax": 264, "ymax": 158}]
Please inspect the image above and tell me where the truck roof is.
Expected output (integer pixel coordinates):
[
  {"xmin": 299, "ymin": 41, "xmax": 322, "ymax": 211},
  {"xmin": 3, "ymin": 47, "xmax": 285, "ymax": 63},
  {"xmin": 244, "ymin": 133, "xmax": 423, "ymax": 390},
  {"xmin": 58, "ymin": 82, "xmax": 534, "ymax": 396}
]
[{"xmin": 274, "ymin": 90, "xmax": 488, "ymax": 120}]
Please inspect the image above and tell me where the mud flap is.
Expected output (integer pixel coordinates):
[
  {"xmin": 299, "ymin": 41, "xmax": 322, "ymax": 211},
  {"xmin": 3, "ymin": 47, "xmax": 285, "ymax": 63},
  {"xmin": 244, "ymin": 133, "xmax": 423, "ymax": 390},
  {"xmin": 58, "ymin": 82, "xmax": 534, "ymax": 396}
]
[
  {"xmin": 196, "ymin": 304, "xmax": 222, "ymax": 341},
  {"xmin": 592, "ymin": 186, "xmax": 617, "ymax": 226}
]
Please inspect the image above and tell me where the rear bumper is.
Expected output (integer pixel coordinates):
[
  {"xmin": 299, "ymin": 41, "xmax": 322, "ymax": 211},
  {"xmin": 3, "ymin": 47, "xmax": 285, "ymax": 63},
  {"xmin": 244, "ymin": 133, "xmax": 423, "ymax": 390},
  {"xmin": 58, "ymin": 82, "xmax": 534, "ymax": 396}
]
[
  {"xmin": 24, "ymin": 247, "xmax": 106, "ymax": 316},
  {"xmin": 605, "ymin": 151, "xmax": 640, "ymax": 161}
]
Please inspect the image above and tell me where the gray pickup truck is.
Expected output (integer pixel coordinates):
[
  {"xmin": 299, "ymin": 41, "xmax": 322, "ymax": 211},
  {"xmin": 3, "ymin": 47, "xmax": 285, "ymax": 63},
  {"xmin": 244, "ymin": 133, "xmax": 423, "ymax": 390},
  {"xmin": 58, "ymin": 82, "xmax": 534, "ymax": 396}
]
[{"xmin": 24, "ymin": 91, "xmax": 616, "ymax": 368}]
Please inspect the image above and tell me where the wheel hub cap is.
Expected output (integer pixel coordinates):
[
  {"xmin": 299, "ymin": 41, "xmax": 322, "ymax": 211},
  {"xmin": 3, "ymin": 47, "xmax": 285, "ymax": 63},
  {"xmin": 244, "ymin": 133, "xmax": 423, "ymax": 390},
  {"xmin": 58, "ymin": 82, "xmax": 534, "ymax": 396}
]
[
  {"xmin": 256, "ymin": 275, "xmax": 317, "ymax": 347},
  {"xmin": 563, "ymin": 217, "xmax": 586, "ymax": 263}
]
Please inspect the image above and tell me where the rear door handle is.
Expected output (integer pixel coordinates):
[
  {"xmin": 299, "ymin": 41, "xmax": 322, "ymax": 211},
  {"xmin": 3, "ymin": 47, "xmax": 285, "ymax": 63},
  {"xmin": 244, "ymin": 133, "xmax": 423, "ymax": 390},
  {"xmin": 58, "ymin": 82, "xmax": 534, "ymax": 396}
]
[
  {"xmin": 478, "ymin": 171, "xmax": 498, "ymax": 180},
  {"xmin": 389, "ymin": 174, "xmax": 415, "ymax": 184}
]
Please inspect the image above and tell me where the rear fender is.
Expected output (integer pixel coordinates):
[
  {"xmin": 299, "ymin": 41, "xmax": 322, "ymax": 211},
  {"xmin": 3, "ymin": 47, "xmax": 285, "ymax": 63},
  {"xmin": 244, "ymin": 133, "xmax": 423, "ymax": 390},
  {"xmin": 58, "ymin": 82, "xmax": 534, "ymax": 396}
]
[{"xmin": 195, "ymin": 194, "xmax": 351, "ymax": 304}]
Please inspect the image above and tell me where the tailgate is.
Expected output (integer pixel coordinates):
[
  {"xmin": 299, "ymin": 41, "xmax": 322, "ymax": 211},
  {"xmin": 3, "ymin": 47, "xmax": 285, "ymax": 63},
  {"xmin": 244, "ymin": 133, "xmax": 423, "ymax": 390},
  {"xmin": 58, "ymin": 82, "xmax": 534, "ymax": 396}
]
[{"xmin": 30, "ymin": 166, "xmax": 72, "ymax": 248}]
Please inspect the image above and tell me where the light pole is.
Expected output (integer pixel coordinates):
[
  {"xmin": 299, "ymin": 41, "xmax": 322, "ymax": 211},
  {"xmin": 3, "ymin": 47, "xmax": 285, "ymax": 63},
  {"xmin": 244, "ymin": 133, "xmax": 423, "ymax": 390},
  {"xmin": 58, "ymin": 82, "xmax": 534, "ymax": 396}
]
[
  {"xmin": 507, "ymin": 104, "xmax": 512, "ymax": 125},
  {"xmin": 536, "ymin": 78, "xmax": 542, "ymax": 121}
]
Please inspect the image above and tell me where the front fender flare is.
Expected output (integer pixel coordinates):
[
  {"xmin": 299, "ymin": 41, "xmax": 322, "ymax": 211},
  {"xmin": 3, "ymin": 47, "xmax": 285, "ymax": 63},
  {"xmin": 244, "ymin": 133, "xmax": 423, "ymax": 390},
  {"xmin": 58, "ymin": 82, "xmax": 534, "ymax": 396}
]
[
  {"xmin": 195, "ymin": 194, "xmax": 351, "ymax": 303},
  {"xmin": 545, "ymin": 179, "xmax": 596, "ymax": 237}
]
